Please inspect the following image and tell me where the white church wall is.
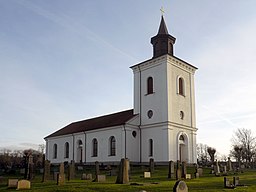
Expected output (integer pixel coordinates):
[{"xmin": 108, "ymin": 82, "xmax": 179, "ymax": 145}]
[
  {"xmin": 124, "ymin": 126, "xmax": 140, "ymax": 162},
  {"xmin": 140, "ymin": 125, "xmax": 169, "ymax": 163},
  {"xmin": 46, "ymin": 135, "xmax": 73, "ymax": 164},
  {"xmin": 85, "ymin": 126, "xmax": 123, "ymax": 163},
  {"xmin": 167, "ymin": 57, "xmax": 196, "ymax": 128}
]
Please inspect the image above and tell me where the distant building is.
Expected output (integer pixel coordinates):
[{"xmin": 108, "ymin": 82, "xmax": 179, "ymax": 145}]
[{"xmin": 44, "ymin": 16, "xmax": 198, "ymax": 164}]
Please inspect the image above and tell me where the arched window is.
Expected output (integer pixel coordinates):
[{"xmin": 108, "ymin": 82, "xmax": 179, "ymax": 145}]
[
  {"xmin": 109, "ymin": 136, "xmax": 116, "ymax": 156},
  {"xmin": 149, "ymin": 139, "xmax": 153, "ymax": 157},
  {"xmin": 178, "ymin": 77, "xmax": 185, "ymax": 96},
  {"xmin": 92, "ymin": 138, "xmax": 98, "ymax": 157},
  {"xmin": 53, "ymin": 144, "xmax": 57, "ymax": 159},
  {"xmin": 147, "ymin": 77, "xmax": 153, "ymax": 94},
  {"xmin": 64, "ymin": 142, "xmax": 69, "ymax": 158}
]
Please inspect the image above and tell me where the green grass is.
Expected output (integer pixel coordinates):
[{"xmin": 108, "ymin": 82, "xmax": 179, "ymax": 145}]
[{"xmin": 0, "ymin": 166, "xmax": 256, "ymax": 191}]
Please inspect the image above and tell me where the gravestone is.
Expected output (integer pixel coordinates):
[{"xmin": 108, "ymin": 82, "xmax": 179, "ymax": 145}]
[
  {"xmin": 81, "ymin": 173, "xmax": 93, "ymax": 180},
  {"xmin": 214, "ymin": 161, "xmax": 220, "ymax": 176},
  {"xmin": 168, "ymin": 161, "xmax": 175, "ymax": 179},
  {"xmin": 144, "ymin": 172, "xmax": 151, "ymax": 178},
  {"xmin": 28, "ymin": 155, "xmax": 34, "ymax": 180},
  {"xmin": 68, "ymin": 160, "xmax": 75, "ymax": 181},
  {"xmin": 8, "ymin": 179, "xmax": 18, "ymax": 188},
  {"xmin": 173, "ymin": 180, "xmax": 188, "ymax": 192},
  {"xmin": 81, "ymin": 173, "xmax": 86, "ymax": 180},
  {"xmin": 95, "ymin": 161, "xmax": 100, "ymax": 179},
  {"xmin": 223, "ymin": 165, "xmax": 227, "ymax": 176},
  {"xmin": 185, "ymin": 174, "xmax": 191, "ymax": 179},
  {"xmin": 149, "ymin": 158, "xmax": 154, "ymax": 173},
  {"xmin": 181, "ymin": 162, "xmax": 187, "ymax": 179},
  {"xmin": 233, "ymin": 176, "xmax": 244, "ymax": 186},
  {"xmin": 116, "ymin": 158, "xmax": 129, "ymax": 184},
  {"xmin": 224, "ymin": 177, "xmax": 235, "ymax": 189},
  {"xmin": 194, "ymin": 164, "xmax": 199, "ymax": 178},
  {"xmin": 57, "ymin": 163, "xmax": 65, "ymax": 185},
  {"xmin": 227, "ymin": 157, "xmax": 233, "ymax": 171},
  {"xmin": 197, "ymin": 168, "xmax": 203, "ymax": 177},
  {"xmin": 57, "ymin": 173, "xmax": 65, "ymax": 185},
  {"xmin": 42, "ymin": 160, "xmax": 51, "ymax": 182},
  {"xmin": 17, "ymin": 180, "xmax": 31, "ymax": 190},
  {"xmin": 176, "ymin": 161, "xmax": 181, "ymax": 180},
  {"xmin": 59, "ymin": 162, "xmax": 65, "ymax": 175},
  {"xmin": 96, "ymin": 175, "xmax": 106, "ymax": 182}
]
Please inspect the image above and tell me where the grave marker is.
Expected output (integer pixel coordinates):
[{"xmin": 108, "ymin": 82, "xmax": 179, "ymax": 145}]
[
  {"xmin": 42, "ymin": 160, "xmax": 51, "ymax": 182},
  {"xmin": 168, "ymin": 161, "xmax": 175, "ymax": 179},
  {"xmin": 116, "ymin": 158, "xmax": 129, "ymax": 184},
  {"xmin": 68, "ymin": 160, "xmax": 75, "ymax": 181},
  {"xmin": 8, "ymin": 179, "xmax": 18, "ymax": 188},
  {"xmin": 173, "ymin": 180, "xmax": 188, "ymax": 192},
  {"xmin": 17, "ymin": 180, "xmax": 31, "ymax": 190},
  {"xmin": 144, "ymin": 172, "xmax": 151, "ymax": 178}
]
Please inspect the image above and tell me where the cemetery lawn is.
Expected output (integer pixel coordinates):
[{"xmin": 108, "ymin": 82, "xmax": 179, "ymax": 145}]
[{"xmin": 1, "ymin": 167, "xmax": 256, "ymax": 191}]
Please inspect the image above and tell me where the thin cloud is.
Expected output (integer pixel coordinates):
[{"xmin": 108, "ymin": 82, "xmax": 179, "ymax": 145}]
[{"xmin": 17, "ymin": 0, "xmax": 138, "ymax": 63}]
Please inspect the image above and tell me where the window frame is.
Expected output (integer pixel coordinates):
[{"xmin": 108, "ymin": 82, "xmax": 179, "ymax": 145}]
[
  {"xmin": 149, "ymin": 139, "xmax": 153, "ymax": 157},
  {"xmin": 109, "ymin": 136, "xmax": 116, "ymax": 156},
  {"xmin": 64, "ymin": 142, "xmax": 69, "ymax": 158},
  {"xmin": 147, "ymin": 76, "xmax": 154, "ymax": 94},
  {"xmin": 53, "ymin": 144, "xmax": 57, "ymax": 159},
  {"xmin": 92, "ymin": 138, "xmax": 98, "ymax": 157}
]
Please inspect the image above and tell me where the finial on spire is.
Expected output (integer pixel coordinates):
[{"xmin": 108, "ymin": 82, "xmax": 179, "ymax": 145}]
[{"xmin": 160, "ymin": 6, "xmax": 165, "ymax": 16}]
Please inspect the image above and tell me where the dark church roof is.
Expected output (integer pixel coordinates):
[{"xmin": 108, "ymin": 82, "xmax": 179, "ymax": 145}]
[{"xmin": 45, "ymin": 109, "xmax": 136, "ymax": 139}]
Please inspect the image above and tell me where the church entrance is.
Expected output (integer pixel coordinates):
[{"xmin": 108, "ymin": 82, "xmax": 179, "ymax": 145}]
[
  {"xmin": 178, "ymin": 134, "xmax": 188, "ymax": 162},
  {"xmin": 77, "ymin": 140, "xmax": 83, "ymax": 163}
]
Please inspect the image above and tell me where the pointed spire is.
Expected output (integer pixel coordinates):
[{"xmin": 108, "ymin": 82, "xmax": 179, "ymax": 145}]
[
  {"xmin": 151, "ymin": 16, "xmax": 176, "ymax": 58},
  {"xmin": 158, "ymin": 16, "xmax": 169, "ymax": 35}
]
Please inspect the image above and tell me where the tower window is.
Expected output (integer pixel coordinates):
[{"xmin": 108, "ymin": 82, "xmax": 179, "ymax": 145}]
[
  {"xmin": 147, "ymin": 110, "xmax": 153, "ymax": 119},
  {"xmin": 149, "ymin": 139, "xmax": 153, "ymax": 157},
  {"xmin": 178, "ymin": 77, "xmax": 185, "ymax": 96},
  {"xmin": 147, "ymin": 77, "xmax": 154, "ymax": 94},
  {"xmin": 64, "ymin": 142, "xmax": 69, "ymax": 158},
  {"xmin": 109, "ymin": 136, "xmax": 116, "ymax": 156},
  {"xmin": 180, "ymin": 111, "xmax": 184, "ymax": 120},
  {"xmin": 92, "ymin": 138, "xmax": 98, "ymax": 157},
  {"xmin": 53, "ymin": 144, "xmax": 57, "ymax": 159}
]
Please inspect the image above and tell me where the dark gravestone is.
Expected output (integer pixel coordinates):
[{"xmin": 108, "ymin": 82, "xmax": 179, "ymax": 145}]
[
  {"xmin": 42, "ymin": 160, "xmax": 51, "ymax": 182},
  {"xmin": 149, "ymin": 158, "xmax": 154, "ymax": 173},
  {"xmin": 116, "ymin": 158, "xmax": 129, "ymax": 184},
  {"xmin": 68, "ymin": 160, "xmax": 75, "ymax": 181},
  {"xmin": 181, "ymin": 162, "xmax": 187, "ymax": 179},
  {"xmin": 173, "ymin": 180, "xmax": 188, "ymax": 192},
  {"xmin": 95, "ymin": 161, "xmax": 100, "ymax": 177},
  {"xmin": 168, "ymin": 161, "xmax": 175, "ymax": 179},
  {"xmin": 28, "ymin": 155, "xmax": 34, "ymax": 180},
  {"xmin": 176, "ymin": 161, "xmax": 181, "ymax": 180}
]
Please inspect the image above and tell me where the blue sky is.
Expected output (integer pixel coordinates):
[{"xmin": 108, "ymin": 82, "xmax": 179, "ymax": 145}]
[{"xmin": 1, "ymin": 0, "xmax": 256, "ymax": 157}]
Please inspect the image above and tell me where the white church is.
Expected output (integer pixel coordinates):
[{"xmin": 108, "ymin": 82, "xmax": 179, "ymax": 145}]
[{"xmin": 44, "ymin": 16, "xmax": 198, "ymax": 165}]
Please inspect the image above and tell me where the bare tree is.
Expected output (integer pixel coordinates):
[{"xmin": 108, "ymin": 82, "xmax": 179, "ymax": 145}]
[
  {"xmin": 197, "ymin": 143, "xmax": 209, "ymax": 165},
  {"xmin": 207, "ymin": 147, "xmax": 216, "ymax": 165},
  {"xmin": 231, "ymin": 128, "xmax": 256, "ymax": 165}
]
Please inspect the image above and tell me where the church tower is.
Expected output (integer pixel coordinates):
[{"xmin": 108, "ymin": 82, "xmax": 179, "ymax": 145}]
[{"xmin": 131, "ymin": 16, "xmax": 197, "ymax": 163}]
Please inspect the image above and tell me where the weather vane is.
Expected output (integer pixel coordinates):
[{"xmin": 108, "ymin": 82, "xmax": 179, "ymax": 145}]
[{"xmin": 160, "ymin": 6, "xmax": 165, "ymax": 16}]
